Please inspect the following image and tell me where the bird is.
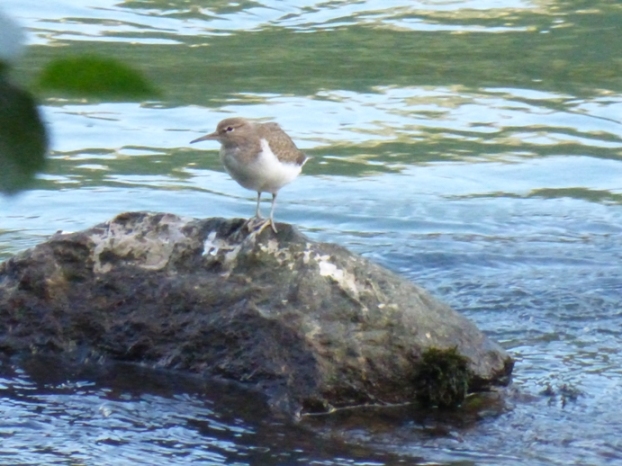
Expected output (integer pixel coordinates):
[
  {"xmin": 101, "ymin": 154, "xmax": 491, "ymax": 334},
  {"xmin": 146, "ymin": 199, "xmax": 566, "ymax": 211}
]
[{"xmin": 190, "ymin": 117, "xmax": 308, "ymax": 233}]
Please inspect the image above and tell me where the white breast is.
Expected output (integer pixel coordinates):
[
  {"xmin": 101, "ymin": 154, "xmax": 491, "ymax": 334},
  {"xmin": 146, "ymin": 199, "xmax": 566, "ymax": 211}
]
[{"xmin": 222, "ymin": 139, "xmax": 302, "ymax": 193}]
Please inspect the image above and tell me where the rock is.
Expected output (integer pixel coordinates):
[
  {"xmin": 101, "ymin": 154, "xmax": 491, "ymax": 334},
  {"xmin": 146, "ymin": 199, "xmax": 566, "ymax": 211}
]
[{"xmin": 0, "ymin": 212, "xmax": 513, "ymax": 417}]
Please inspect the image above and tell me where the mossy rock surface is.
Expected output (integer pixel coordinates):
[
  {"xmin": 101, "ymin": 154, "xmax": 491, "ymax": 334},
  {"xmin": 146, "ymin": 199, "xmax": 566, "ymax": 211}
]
[
  {"xmin": 415, "ymin": 347, "xmax": 471, "ymax": 408},
  {"xmin": 0, "ymin": 212, "xmax": 513, "ymax": 417}
]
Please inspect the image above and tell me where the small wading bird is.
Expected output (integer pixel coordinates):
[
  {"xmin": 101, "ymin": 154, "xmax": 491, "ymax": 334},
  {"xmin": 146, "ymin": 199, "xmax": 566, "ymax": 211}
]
[{"xmin": 191, "ymin": 117, "xmax": 308, "ymax": 233}]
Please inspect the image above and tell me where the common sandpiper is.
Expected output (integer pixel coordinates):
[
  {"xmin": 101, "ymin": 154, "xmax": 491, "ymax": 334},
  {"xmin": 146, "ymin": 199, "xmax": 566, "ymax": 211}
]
[{"xmin": 190, "ymin": 117, "xmax": 308, "ymax": 233}]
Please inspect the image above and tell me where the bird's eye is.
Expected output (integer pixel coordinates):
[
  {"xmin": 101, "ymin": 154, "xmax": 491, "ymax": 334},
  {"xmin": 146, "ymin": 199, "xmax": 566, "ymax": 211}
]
[{"xmin": 226, "ymin": 126, "xmax": 234, "ymax": 132}]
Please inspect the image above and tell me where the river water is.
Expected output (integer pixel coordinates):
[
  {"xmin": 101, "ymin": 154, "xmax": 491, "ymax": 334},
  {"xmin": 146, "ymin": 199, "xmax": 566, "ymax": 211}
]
[{"xmin": 1, "ymin": 1, "xmax": 622, "ymax": 464}]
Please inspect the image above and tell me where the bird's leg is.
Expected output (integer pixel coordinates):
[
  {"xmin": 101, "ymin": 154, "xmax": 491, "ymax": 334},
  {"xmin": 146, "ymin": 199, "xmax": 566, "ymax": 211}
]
[
  {"xmin": 253, "ymin": 192, "xmax": 278, "ymax": 234},
  {"xmin": 245, "ymin": 192, "xmax": 264, "ymax": 231},
  {"xmin": 269, "ymin": 192, "xmax": 278, "ymax": 233},
  {"xmin": 254, "ymin": 191, "xmax": 263, "ymax": 219}
]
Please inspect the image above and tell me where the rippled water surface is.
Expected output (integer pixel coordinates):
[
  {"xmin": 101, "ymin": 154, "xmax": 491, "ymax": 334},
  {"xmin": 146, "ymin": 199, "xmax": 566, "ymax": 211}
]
[{"xmin": 1, "ymin": 1, "xmax": 622, "ymax": 464}]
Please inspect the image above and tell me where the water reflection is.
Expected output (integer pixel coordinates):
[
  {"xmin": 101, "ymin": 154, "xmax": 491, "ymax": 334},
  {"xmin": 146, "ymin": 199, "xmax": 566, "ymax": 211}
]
[{"xmin": 40, "ymin": 86, "xmax": 622, "ymax": 179}]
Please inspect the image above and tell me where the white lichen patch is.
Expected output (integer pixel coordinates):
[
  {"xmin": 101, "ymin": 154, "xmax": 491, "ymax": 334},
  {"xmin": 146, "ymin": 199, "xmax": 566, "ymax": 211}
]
[
  {"xmin": 259, "ymin": 238, "xmax": 281, "ymax": 255},
  {"xmin": 204, "ymin": 229, "xmax": 242, "ymax": 271},
  {"xmin": 92, "ymin": 214, "xmax": 193, "ymax": 273},
  {"xmin": 258, "ymin": 238, "xmax": 294, "ymax": 266},
  {"xmin": 203, "ymin": 231, "xmax": 220, "ymax": 256},
  {"xmin": 318, "ymin": 256, "xmax": 360, "ymax": 302},
  {"xmin": 302, "ymin": 245, "xmax": 314, "ymax": 264}
]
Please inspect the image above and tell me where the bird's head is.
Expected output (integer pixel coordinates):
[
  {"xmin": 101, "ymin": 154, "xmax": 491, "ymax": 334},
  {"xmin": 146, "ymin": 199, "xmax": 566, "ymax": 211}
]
[{"xmin": 190, "ymin": 117, "xmax": 252, "ymax": 146}]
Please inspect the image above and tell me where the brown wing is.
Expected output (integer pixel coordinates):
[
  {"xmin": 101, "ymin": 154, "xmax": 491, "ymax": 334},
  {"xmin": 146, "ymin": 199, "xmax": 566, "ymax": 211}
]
[{"xmin": 258, "ymin": 123, "xmax": 307, "ymax": 166}]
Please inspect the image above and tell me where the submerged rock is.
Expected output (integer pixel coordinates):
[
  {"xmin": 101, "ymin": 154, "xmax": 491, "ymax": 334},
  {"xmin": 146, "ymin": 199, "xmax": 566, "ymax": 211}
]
[{"xmin": 0, "ymin": 212, "xmax": 513, "ymax": 417}]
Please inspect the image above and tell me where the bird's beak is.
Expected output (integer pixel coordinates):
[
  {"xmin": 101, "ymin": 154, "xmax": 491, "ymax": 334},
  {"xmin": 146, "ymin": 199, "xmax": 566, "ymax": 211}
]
[{"xmin": 190, "ymin": 131, "xmax": 218, "ymax": 144}]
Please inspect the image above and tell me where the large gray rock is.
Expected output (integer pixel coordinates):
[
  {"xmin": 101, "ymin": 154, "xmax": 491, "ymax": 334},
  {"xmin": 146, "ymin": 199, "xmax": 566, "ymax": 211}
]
[{"xmin": 0, "ymin": 212, "xmax": 512, "ymax": 417}]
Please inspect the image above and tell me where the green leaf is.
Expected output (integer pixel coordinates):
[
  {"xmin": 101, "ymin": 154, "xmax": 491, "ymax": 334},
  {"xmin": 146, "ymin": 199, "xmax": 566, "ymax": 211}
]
[
  {"xmin": 0, "ymin": 79, "xmax": 47, "ymax": 194},
  {"xmin": 38, "ymin": 55, "xmax": 159, "ymax": 99}
]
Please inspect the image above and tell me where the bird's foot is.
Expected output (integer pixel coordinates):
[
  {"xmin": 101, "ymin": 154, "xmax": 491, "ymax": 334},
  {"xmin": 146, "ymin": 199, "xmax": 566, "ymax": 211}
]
[
  {"xmin": 243, "ymin": 216, "xmax": 261, "ymax": 232},
  {"xmin": 244, "ymin": 216, "xmax": 277, "ymax": 234},
  {"xmin": 258, "ymin": 218, "xmax": 278, "ymax": 234}
]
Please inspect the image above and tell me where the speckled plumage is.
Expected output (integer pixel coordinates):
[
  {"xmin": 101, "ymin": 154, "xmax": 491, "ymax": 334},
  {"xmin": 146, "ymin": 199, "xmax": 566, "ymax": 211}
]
[{"xmin": 190, "ymin": 117, "xmax": 308, "ymax": 233}]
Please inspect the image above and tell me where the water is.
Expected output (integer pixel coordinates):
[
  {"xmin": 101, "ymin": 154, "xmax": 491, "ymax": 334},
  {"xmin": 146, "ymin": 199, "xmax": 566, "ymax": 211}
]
[{"xmin": 1, "ymin": 1, "xmax": 622, "ymax": 464}]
